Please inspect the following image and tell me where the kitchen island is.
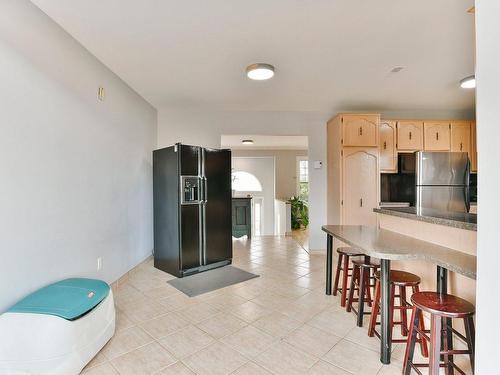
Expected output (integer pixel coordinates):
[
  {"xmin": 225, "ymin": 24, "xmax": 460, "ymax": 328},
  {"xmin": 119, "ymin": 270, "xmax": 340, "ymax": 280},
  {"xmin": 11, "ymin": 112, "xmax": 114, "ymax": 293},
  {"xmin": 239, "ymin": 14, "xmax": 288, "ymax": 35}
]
[
  {"xmin": 322, "ymin": 224, "xmax": 476, "ymax": 365},
  {"xmin": 374, "ymin": 206, "xmax": 477, "ymax": 231},
  {"xmin": 374, "ymin": 207, "xmax": 477, "ymax": 306}
]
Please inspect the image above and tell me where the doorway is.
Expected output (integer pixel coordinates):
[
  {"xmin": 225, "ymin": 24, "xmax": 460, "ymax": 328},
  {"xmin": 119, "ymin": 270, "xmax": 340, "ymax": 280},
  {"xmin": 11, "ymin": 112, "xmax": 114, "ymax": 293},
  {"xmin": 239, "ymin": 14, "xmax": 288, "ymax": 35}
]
[
  {"xmin": 231, "ymin": 157, "xmax": 275, "ymax": 236},
  {"xmin": 292, "ymin": 156, "xmax": 309, "ymax": 250}
]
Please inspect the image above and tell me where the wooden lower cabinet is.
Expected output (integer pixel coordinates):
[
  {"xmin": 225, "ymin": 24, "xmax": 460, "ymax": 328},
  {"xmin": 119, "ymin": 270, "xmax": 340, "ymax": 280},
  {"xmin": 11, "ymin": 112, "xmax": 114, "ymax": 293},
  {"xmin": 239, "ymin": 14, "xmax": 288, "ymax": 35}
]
[
  {"xmin": 341, "ymin": 148, "xmax": 379, "ymax": 226},
  {"xmin": 380, "ymin": 120, "xmax": 397, "ymax": 172},
  {"xmin": 424, "ymin": 121, "xmax": 451, "ymax": 151}
]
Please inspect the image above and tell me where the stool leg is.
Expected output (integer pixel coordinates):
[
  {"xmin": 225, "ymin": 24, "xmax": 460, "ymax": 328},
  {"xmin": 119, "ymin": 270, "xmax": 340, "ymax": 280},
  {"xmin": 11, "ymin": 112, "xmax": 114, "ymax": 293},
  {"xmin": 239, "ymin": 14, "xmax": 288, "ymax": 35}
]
[
  {"xmin": 389, "ymin": 284, "xmax": 395, "ymax": 334},
  {"xmin": 464, "ymin": 316, "xmax": 475, "ymax": 374},
  {"xmin": 413, "ymin": 285, "xmax": 429, "ymax": 358},
  {"xmin": 346, "ymin": 265, "xmax": 358, "ymax": 312},
  {"xmin": 365, "ymin": 269, "xmax": 373, "ymax": 307},
  {"xmin": 340, "ymin": 254, "xmax": 350, "ymax": 307},
  {"xmin": 368, "ymin": 279, "xmax": 380, "ymax": 337},
  {"xmin": 443, "ymin": 320, "xmax": 451, "ymax": 375},
  {"xmin": 357, "ymin": 267, "xmax": 367, "ymax": 327},
  {"xmin": 332, "ymin": 253, "xmax": 343, "ymax": 297},
  {"xmin": 400, "ymin": 285, "xmax": 408, "ymax": 336},
  {"xmin": 429, "ymin": 314, "xmax": 442, "ymax": 375},
  {"xmin": 444, "ymin": 319, "xmax": 455, "ymax": 375},
  {"xmin": 403, "ymin": 306, "xmax": 419, "ymax": 375}
]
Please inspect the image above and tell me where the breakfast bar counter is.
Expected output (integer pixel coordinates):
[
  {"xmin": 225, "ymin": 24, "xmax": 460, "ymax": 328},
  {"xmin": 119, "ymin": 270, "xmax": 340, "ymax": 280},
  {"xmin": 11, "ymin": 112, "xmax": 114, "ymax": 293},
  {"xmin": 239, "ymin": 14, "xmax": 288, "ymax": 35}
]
[
  {"xmin": 322, "ymin": 224, "xmax": 477, "ymax": 365},
  {"xmin": 374, "ymin": 207, "xmax": 477, "ymax": 231}
]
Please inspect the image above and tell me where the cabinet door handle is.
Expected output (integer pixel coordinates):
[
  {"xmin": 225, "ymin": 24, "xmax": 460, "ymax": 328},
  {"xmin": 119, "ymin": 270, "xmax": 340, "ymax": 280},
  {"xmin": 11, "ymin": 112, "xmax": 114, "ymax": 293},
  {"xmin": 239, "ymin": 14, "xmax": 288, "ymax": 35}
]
[
  {"xmin": 360, "ymin": 198, "xmax": 363, "ymax": 207},
  {"xmin": 359, "ymin": 127, "xmax": 363, "ymax": 136},
  {"xmin": 460, "ymin": 142, "xmax": 463, "ymax": 151},
  {"xmin": 436, "ymin": 132, "xmax": 439, "ymax": 141},
  {"xmin": 409, "ymin": 131, "xmax": 412, "ymax": 140},
  {"xmin": 383, "ymin": 141, "xmax": 387, "ymax": 150}
]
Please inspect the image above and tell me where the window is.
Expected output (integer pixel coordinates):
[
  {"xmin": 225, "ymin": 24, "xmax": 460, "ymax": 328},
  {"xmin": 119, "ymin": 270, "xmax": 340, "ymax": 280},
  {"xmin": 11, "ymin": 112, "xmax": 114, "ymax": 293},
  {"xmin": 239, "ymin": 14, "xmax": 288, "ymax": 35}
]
[
  {"xmin": 232, "ymin": 171, "xmax": 262, "ymax": 192},
  {"xmin": 299, "ymin": 160, "xmax": 308, "ymax": 183},
  {"xmin": 297, "ymin": 158, "xmax": 309, "ymax": 201}
]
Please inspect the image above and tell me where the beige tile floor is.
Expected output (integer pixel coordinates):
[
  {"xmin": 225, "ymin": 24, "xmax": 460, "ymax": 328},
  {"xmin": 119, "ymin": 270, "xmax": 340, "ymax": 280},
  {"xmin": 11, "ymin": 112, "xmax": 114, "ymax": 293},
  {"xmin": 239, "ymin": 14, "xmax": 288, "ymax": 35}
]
[{"xmin": 82, "ymin": 236, "xmax": 473, "ymax": 375}]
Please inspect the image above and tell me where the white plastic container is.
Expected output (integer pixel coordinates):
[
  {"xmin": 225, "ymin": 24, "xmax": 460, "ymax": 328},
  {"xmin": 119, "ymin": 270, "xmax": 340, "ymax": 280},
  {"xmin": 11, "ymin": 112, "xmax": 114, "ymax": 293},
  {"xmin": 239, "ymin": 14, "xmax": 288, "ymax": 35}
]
[{"xmin": 0, "ymin": 280, "xmax": 115, "ymax": 375}]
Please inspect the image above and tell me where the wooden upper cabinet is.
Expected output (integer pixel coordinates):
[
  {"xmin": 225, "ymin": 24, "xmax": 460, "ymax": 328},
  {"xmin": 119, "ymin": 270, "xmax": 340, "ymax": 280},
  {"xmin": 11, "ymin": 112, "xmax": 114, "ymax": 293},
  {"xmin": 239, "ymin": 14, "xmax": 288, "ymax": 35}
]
[
  {"xmin": 379, "ymin": 120, "xmax": 397, "ymax": 173},
  {"xmin": 342, "ymin": 114, "xmax": 379, "ymax": 147},
  {"xmin": 450, "ymin": 121, "xmax": 471, "ymax": 155},
  {"xmin": 342, "ymin": 148, "xmax": 379, "ymax": 226},
  {"xmin": 424, "ymin": 121, "xmax": 451, "ymax": 151},
  {"xmin": 471, "ymin": 121, "xmax": 477, "ymax": 173},
  {"xmin": 397, "ymin": 121, "xmax": 423, "ymax": 151}
]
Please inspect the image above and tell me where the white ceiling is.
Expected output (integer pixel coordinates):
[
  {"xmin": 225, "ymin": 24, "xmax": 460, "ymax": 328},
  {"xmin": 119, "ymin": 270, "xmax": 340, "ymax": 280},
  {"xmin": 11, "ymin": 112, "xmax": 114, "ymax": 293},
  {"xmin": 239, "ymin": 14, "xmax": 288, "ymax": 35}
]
[
  {"xmin": 31, "ymin": 0, "xmax": 475, "ymax": 114},
  {"xmin": 221, "ymin": 135, "xmax": 308, "ymax": 150}
]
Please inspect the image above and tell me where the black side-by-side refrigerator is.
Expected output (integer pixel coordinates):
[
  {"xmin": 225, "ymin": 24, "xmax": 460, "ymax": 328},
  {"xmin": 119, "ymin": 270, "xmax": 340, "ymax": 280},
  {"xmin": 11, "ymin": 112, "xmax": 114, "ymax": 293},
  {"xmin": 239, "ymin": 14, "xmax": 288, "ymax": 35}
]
[{"xmin": 153, "ymin": 143, "xmax": 233, "ymax": 277}]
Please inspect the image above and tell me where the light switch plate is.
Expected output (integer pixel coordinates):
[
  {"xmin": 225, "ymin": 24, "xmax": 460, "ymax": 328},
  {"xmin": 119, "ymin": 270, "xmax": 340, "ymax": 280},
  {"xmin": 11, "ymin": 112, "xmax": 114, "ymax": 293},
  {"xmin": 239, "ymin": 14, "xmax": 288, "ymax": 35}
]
[
  {"xmin": 98, "ymin": 87, "xmax": 105, "ymax": 101},
  {"xmin": 313, "ymin": 160, "xmax": 323, "ymax": 169}
]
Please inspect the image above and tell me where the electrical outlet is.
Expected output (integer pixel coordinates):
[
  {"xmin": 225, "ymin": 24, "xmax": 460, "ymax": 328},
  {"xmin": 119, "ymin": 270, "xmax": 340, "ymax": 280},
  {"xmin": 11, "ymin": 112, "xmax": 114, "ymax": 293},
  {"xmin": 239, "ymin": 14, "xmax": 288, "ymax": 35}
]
[{"xmin": 97, "ymin": 257, "xmax": 102, "ymax": 271}]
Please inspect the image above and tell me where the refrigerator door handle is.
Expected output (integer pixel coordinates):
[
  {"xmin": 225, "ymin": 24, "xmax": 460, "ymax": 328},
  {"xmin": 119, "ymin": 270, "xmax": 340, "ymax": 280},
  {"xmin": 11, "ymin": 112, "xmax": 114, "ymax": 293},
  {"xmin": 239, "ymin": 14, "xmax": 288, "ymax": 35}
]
[
  {"xmin": 203, "ymin": 177, "xmax": 208, "ymax": 203},
  {"xmin": 202, "ymin": 201, "xmax": 207, "ymax": 265},
  {"xmin": 198, "ymin": 203, "xmax": 204, "ymax": 266}
]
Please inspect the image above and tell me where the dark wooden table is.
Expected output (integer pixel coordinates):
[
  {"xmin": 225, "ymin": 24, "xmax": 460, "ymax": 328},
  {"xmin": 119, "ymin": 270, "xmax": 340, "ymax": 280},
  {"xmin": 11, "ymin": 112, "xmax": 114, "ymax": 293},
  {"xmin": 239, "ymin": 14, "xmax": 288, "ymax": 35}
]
[{"xmin": 322, "ymin": 225, "xmax": 476, "ymax": 365}]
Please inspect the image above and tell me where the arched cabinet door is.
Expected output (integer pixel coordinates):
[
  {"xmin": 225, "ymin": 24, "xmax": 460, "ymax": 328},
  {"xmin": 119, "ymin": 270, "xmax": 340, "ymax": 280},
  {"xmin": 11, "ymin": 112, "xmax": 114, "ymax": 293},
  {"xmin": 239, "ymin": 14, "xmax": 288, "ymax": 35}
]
[
  {"xmin": 342, "ymin": 148, "xmax": 379, "ymax": 226},
  {"xmin": 424, "ymin": 121, "xmax": 451, "ymax": 151},
  {"xmin": 450, "ymin": 121, "xmax": 472, "ymax": 156},
  {"xmin": 380, "ymin": 120, "xmax": 397, "ymax": 173},
  {"xmin": 397, "ymin": 121, "xmax": 424, "ymax": 151},
  {"xmin": 342, "ymin": 114, "xmax": 379, "ymax": 147}
]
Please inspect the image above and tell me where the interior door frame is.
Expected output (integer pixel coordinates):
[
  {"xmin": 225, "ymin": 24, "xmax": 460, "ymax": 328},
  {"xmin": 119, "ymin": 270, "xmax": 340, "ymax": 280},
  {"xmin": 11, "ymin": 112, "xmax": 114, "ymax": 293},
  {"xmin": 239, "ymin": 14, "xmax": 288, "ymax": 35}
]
[{"xmin": 231, "ymin": 156, "xmax": 276, "ymax": 235}]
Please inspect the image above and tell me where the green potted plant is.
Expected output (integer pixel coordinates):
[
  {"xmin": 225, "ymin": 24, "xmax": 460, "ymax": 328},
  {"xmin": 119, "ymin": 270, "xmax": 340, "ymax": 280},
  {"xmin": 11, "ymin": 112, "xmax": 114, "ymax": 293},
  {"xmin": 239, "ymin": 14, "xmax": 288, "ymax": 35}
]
[{"xmin": 288, "ymin": 196, "xmax": 309, "ymax": 230}]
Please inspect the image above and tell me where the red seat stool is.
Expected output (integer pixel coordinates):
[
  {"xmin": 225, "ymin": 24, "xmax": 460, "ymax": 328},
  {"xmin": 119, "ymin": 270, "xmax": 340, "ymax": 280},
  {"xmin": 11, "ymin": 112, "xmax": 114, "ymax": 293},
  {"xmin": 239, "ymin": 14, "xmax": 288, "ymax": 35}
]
[
  {"xmin": 346, "ymin": 257, "xmax": 379, "ymax": 327},
  {"xmin": 332, "ymin": 247, "xmax": 364, "ymax": 307},
  {"xmin": 403, "ymin": 292, "xmax": 475, "ymax": 375},
  {"xmin": 367, "ymin": 270, "xmax": 428, "ymax": 358}
]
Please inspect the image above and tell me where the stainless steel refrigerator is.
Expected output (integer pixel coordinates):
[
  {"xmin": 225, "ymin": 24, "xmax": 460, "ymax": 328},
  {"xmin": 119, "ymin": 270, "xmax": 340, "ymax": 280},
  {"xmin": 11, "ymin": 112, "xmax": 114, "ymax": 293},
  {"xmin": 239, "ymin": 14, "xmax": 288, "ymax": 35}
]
[
  {"xmin": 415, "ymin": 151, "xmax": 470, "ymax": 213},
  {"xmin": 153, "ymin": 143, "xmax": 232, "ymax": 277}
]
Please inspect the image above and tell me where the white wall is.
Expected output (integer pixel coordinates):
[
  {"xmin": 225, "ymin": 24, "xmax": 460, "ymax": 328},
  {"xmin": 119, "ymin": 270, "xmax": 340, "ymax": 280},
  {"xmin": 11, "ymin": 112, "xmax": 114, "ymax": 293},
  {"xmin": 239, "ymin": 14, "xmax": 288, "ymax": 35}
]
[
  {"xmin": 232, "ymin": 149, "xmax": 308, "ymax": 200},
  {"xmin": 158, "ymin": 108, "xmax": 328, "ymax": 251},
  {"xmin": 232, "ymin": 157, "xmax": 275, "ymax": 236},
  {"xmin": 474, "ymin": 1, "xmax": 500, "ymax": 373},
  {"xmin": 0, "ymin": 0, "xmax": 157, "ymax": 312}
]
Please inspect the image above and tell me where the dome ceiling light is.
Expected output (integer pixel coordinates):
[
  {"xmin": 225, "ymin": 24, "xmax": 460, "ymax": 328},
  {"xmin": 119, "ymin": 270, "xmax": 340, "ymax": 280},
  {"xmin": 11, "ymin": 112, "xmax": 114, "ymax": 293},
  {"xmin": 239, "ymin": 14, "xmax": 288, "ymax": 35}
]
[
  {"xmin": 460, "ymin": 75, "xmax": 476, "ymax": 89},
  {"xmin": 246, "ymin": 63, "xmax": 275, "ymax": 81}
]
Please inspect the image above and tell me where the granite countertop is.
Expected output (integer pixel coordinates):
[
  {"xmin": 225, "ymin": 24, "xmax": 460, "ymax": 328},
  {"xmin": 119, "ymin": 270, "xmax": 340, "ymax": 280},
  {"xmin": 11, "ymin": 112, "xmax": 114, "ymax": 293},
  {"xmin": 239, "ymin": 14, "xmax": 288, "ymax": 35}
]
[
  {"xmin": 374, "ymin": 207, "xmax": 477, "ymax": 232},
  {"xmin": 322, "ymin": 225, "xmax": 476, "ymax": 279}
]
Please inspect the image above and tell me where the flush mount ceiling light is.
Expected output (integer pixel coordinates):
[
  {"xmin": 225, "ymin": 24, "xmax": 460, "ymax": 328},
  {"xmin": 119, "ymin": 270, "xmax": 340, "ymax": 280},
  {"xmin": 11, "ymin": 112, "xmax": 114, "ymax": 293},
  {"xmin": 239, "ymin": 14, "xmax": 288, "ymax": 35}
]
[
  {"xmin": 246, "ymin": 63, "xmax": 275, "ymax": 80},
  {"xmin": 241, "ymin": 139, "xmax": 254, "ymax": 145},
  {"xmin": 460, "ymin": 75, "xmax": 476, "ymax": 89}
]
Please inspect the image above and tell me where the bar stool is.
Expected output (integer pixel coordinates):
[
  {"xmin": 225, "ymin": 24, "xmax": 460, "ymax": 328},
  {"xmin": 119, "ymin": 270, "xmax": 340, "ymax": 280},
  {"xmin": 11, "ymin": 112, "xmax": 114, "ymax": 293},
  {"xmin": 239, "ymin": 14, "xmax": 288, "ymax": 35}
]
[
  {"xmin": 346, "ymin": 257, "xmax": 379, "ymax": 326},
  {"xmin": 367, "ymin": 270, "xmax": 429, "ymax": 357},
  {"xmin": 332, "ymin": 247, "xmax": 365, "ymax": 307},
  {"xmin": 403, "ymin": 292, "xmax": 475, "ymax": 375}
]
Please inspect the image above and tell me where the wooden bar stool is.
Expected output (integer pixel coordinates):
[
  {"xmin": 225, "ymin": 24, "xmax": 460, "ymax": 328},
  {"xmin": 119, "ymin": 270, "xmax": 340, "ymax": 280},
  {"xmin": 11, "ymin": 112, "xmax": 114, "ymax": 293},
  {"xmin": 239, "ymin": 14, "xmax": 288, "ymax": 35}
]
[
  {"xmin": 332, "ymin": 247, "xmax": 364, "ymax": 307},
  {"xmin": 403, "ymin": 292, "xmax": 475, "ymax": 375},
  {"xmin": 346, "ymin": 257, "xmax": 379, "ymax": 327},
  {"xmin": 368, "ymin": 270, "xmax": 429, "ymax": 357}
]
